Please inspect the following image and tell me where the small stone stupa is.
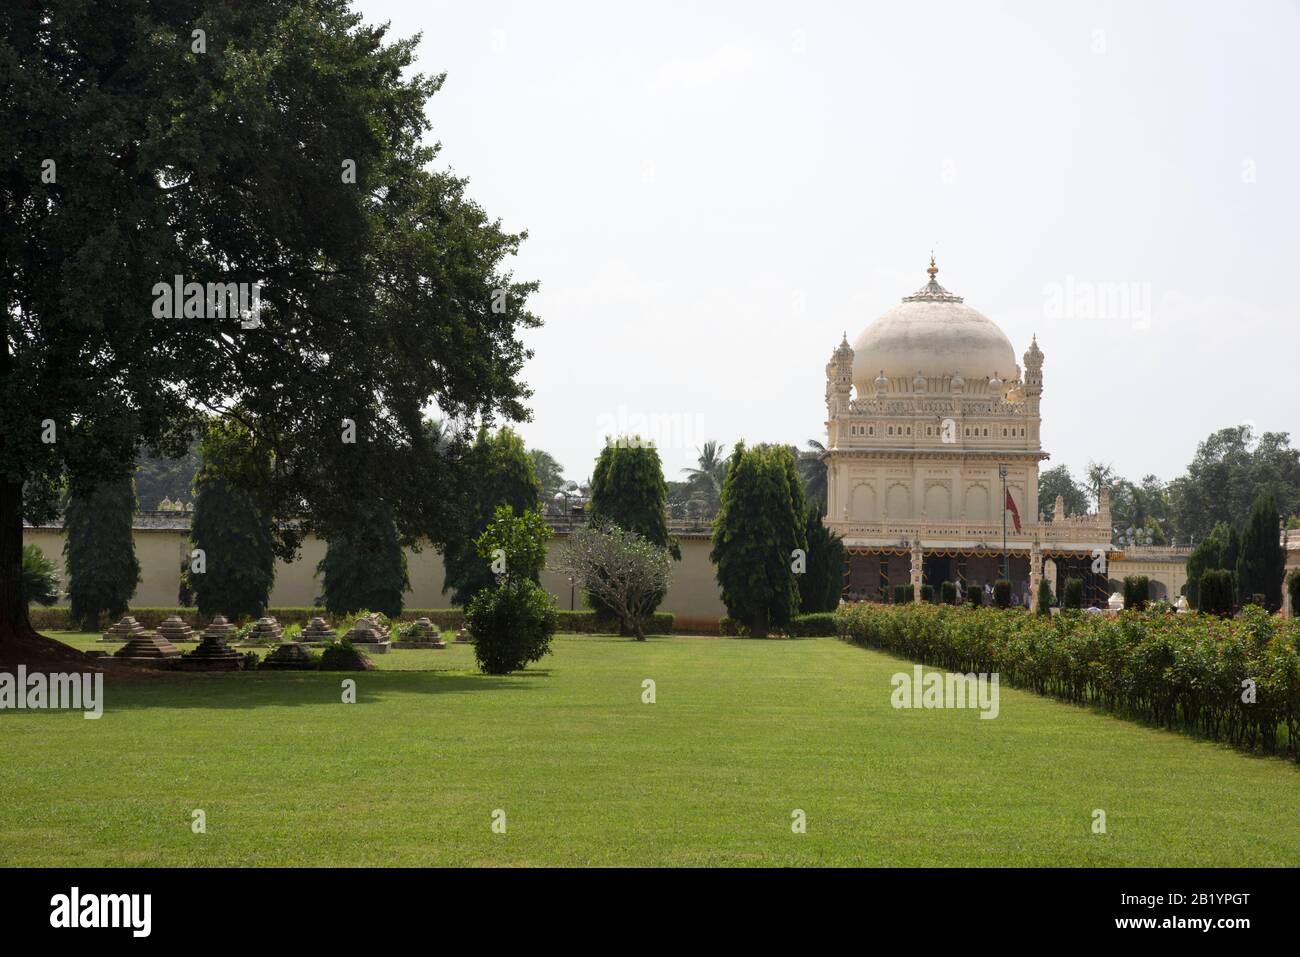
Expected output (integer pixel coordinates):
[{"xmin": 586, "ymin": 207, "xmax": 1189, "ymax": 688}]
[
  {"xmin": 157, "ymin": 616, "xmax": 195, "ymax": 643},
  {"xmin": 113, "ymin": 629, "xmax": 181, "ymax": 661},
  {"xmin": 243, "ymin": 616, "xmax": 283, "ymax": 645},
  {"xmin": 344, "ymin": 615, "xmax": 383, "ymax": 641},
  {"xmin": 100, "ymin": 616, "xmax": 148, "ymax": 642},
  {"xmin": 182, "ymin": 615, "xmax": 243, "ymax": 670},
  {"xmin": 394, "ymin": 617, "xmax": 445, "ymax": 648},
  {"xmin": 343, "ymin": 615, "xmax": 390, "ymax": 654},
  {"xmin": 300, "ymin": 617, "xmax": 336, "ymax": 643},
  {"xmin": 261, "ymin": 641, "xmax": 318, "ymax": 671}
]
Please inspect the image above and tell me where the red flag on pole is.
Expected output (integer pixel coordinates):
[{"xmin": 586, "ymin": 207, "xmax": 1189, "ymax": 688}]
[{"xmin": 1004, "ymin": 490, "xmax": 1021, "ymax": 533}]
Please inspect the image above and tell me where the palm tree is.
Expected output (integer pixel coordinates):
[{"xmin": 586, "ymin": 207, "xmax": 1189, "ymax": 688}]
[
  {"xmin": 681, "ymin": 441, "xmax": 728, "ymax": 513},
  {"xmin": 1086, "ymin": 460, "xmax": 1116, "ymax": 511},
  {"xmin": 528, "ymin": 448, "xmax": 565, "ymax": 493},
  {"xmin": 797, "ymin": 439, "xmax": 828, "ymax": 513}
]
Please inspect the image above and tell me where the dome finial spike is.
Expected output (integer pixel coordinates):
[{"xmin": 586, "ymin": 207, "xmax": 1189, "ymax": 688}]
[{"xmin": 927, "ymin": 251, "xmax": 938, "ymax": 280}]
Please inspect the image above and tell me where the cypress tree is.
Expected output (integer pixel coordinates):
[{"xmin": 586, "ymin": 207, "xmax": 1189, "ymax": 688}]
[
  {"xmin": 711, "ymin": 444, "xmax": 805, "ymax": 637},
  {"xmin": 589, "ymin": 438, "xmax": 674, "ymax": 549},
  {"xmin": 63, "ymin": 477, "xmax": 140, "ymax": 630},
  {"xmin": 799, "ymin": 505, "xmax": 845, "ymax": 613},
  {"xmin": 1123, "ymin": 575, "xmax": 1150, "ymax": 610},
  {"xmin": 587, "ymin": 437, "xmax": 677, "ymax": 621},
  {"xmin": 317, "ymin": 514, "xmax": 409, "ymax": 619},
  {"xmin": 1199, "ymin": 569, "xmax": 1236, "ymax": 617},
  {"xmin": 1036, "ymin": 576, "xmax": 1052, "ymax": 615},
  {"xmin": 1187, "ymin": 522, "xmax": 1232, "ymax": 609},
  {"xmin": 1235, "ymin": 491, "xmax": 1285, "ymax": 611},
  {"xmin": 189, "ymin": 420, "xmax": 276, "ymax": 620}
]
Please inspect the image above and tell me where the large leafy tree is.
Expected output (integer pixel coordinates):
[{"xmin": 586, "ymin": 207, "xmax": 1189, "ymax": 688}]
[
  {"xmin": 1167, "ymin": 426, "xmax": 1300, "ymax": 543},
  {"xmin": 1236, "ymin": 491, "xmax": 1285, "ymax": 610},
  {"xmin": 317, "ymin": 513, "xmax": 409, "ymax": 619},
  {"xmin": 588, "ymin": 438, "xmax": 677, "ymax": 621},
  {"xmin": 1, "ymin": 2, "xmax": 538, "ymax": 659},
  {"xmin": 188, "ymin": 419, "xmax": 276, "ymax": 620},
  {"xmin": 442, "ymin": 427, "xmax": 541, "ymax": 607},
  {"xmin": 711, "ymin": 443, "xmax": 807, "ymax": 637},
  {"xmin": 1037, "ymin": 465, "xmax": 1089, "ymax": 520},
  {"xmin": 63, "ymin": 477, "xmax": 141, "ymax": 631}
]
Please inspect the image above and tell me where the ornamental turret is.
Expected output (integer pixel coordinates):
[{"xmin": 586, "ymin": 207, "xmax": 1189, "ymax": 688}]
[
  {"xmin": 1023, "ymin": 334, "xmax": 1043, "ymax": 415},
  {"xmin": 825, "ymin": 333, "xmax": 854, "ymax": 417}
]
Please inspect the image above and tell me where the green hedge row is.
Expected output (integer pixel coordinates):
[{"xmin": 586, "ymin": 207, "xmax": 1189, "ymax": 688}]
[{"xmin": 834, "ymin": 602, "xmax": 1300, "ymax": 760}]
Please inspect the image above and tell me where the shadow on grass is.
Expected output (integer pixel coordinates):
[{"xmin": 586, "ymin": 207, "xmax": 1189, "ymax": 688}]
[{"xmin": 62, "ymin": 668, "xmax": 552, "ymax": 714}]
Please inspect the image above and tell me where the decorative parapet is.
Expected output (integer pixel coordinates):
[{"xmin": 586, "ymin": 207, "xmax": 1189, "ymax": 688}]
[
  {"xmin": 847, "ymin": 395, "xmax": 1028, "ymax": 417},
  {"xmin": 826, "ymin": 516, "xmax": 1112, "ymax": 548}
]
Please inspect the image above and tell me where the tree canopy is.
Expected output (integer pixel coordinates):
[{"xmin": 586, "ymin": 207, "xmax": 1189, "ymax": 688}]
[
  {"xmin": 1167, "ymin": 426, "xmax": 1300, "ymax": 543},
  {"xmin": 1, "ymin": 1, "xmax": 539, "ymax": 654},
  {"xmin": 1037, "ymin": 465, "xmax": 1089, "ymax": 521}
]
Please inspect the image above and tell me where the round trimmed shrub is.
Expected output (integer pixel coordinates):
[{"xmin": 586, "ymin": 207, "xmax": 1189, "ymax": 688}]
[
  {"xmin": 920, "ymin": 583, "xmax": 934, "ymax": 603},
  {"xmin": 466, "ymin": 577, "xmax": 558, "ymax": 675},
  {"xmin": 892, "ymin": 583, "xmax": 915, "ymax": 604},
  {"xmin": 993, "ymin": 578, "xmax": 1012, "ymax": 609},
  {"xmin": 940, "ymin": 581, "xmax": 958, "ymax": 605},
  {"xmin": 1062, "ymin": 577, "xmax": 1084, "ymax": 610},
  {"xmin": 967, "ymin": 585, "xmax": 983, "ymax": 608}
]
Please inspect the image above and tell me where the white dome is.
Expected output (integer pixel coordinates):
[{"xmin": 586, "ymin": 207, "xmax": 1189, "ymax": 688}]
[{"xmin": 851, "ymin": 264, "xmax": 1018, "ymax": 395}]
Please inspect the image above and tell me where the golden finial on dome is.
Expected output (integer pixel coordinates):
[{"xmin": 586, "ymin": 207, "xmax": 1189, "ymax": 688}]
[{"xmin": 927, "ymin": 252, "xmax": 938, "ymax": 280}]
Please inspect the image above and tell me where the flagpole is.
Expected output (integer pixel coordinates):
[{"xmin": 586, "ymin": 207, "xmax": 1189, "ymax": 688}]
[{"xmin": 999, "ymin": 463, "xmax": 1008, "ymax": 580}]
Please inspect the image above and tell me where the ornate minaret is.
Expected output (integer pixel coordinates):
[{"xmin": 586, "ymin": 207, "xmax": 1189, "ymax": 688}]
[
  {"xmin": 1023, "ymin": 334, "xmax": 1043, "ymax": 416},
  {"xmin": 825, "ymin": 333, "xmax": 854, "ymax": 419}
]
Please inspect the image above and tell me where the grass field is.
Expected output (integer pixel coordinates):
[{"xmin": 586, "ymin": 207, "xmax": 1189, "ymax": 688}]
[{"xmin": 1, "ymin": 631, "xmax": 1297, "ymax": 866}]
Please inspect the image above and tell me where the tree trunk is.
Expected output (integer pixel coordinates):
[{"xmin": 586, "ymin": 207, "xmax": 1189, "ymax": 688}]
[{"xmin": 0, "ymin": 477, "xmax": 84, "ymax": 665}]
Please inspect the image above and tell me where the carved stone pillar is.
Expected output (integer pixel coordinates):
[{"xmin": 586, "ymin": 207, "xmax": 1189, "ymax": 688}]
[
  {"xmin": 910, "ymin": 538, "xmax": 923, "ymax": 603},
  {"xmin": 1029, "ymin": 540, "xmax": 1043, "ymax": 608}
]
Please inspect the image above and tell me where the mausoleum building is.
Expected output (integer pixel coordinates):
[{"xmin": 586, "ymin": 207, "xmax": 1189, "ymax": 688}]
[{"xmin": 823, "ymin": 259, "xmax": 1114, "ymax": 604}]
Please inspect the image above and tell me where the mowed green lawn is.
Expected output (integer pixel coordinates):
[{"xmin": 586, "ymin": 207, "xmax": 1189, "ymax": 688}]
[{"xmin": 1, "ymin": 632, "xmax": 1297, "ymax": 866}]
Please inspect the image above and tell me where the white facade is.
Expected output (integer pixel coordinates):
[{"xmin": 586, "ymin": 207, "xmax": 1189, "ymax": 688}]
[{"xmin": 823, "ymin": 260, "xmax": 1113, "ymax": 601}]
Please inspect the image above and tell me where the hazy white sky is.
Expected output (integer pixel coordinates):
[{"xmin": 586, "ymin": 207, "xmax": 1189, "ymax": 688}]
[{"xmin": 358, "ymin": 0, "xmax": 1300, "ymax": 487}]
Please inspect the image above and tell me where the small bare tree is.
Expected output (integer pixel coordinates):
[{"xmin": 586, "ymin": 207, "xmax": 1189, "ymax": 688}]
[{"xmin": 559, "ymin": 524, "xmax": 673, "ymax": 640}]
